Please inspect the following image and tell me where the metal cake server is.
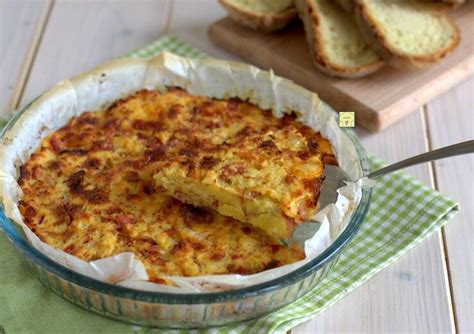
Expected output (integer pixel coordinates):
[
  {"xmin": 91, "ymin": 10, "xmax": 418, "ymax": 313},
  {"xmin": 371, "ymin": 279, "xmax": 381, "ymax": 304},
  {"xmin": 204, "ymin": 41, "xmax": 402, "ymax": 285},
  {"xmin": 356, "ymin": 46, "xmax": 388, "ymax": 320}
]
[
  {"xmin": 320, "ymin": 139, "xmax": 474, "ymax": 208},
  {"xmin": 288, "ymin": 140, "xmax": 474, "ymax": 245}
]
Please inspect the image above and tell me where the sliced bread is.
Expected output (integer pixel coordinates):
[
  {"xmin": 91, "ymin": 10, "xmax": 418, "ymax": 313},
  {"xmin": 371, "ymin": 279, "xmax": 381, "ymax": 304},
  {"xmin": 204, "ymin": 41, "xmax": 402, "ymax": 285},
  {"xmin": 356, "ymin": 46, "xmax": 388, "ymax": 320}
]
[
  {"xmin": 354, "ymin": 1, "xmax": 460, "ymax": 68},
  {"xmin": 219, "ymin": 0, "xmax": 297, "ymax": 33},
  {"xmin": 294, "ymin": 0, "xmax": 384, "ymax": 78}
]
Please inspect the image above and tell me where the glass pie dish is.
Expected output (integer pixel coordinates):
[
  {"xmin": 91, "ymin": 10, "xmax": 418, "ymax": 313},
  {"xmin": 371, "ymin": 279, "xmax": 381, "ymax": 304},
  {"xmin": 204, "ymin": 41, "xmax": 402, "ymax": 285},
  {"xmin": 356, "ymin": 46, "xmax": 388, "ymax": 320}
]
[{"xmin": 0, "ymin": 54, "xmax": 371, "ymax": 329}]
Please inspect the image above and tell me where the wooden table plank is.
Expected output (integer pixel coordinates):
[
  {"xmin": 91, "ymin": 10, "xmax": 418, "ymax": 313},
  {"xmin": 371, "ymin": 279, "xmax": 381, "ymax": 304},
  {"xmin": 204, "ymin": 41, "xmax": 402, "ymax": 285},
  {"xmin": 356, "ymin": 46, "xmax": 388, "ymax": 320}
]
[
  {"xmin": 293, "ymin": 110, "xmax": 454, "ymax": 333},
  {"xmin": 426, "ymin": 77, "xmax": 474, "ymax": 333},
  {"xmin": 167, "ymin": 0, "xmax": 239, "ymax": 61},
  {"xmin": 0, "ymin": 0, "xmax": 50, "ymax": 114},
  {"xmin": 21, "ymin": 0, "xmax": 171, "ymax": 105}
]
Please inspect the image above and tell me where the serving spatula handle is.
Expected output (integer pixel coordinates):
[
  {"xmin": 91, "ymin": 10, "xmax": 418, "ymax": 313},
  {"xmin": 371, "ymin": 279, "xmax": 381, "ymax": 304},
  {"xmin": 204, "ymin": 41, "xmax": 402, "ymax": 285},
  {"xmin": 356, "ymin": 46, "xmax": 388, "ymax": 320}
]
[{"xmin": 367, "ymin": 140, "xmax": 474, "ymax": 179}]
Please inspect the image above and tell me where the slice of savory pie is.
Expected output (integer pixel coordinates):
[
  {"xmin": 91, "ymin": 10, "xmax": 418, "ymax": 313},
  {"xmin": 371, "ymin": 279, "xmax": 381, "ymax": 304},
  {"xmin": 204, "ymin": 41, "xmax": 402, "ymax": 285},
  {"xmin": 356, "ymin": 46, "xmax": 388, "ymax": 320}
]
[{"xmin": 154, "ymin": 115, "xmax": 325, "ymax": 240}]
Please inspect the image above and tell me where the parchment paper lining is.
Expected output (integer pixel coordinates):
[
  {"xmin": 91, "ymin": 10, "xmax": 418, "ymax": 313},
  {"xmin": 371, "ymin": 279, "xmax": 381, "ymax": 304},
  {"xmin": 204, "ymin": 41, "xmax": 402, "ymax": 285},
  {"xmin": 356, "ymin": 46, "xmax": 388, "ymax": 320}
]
[{"xmin": 0, "ymin": 53, "xmax": 363, "ymax": 293}]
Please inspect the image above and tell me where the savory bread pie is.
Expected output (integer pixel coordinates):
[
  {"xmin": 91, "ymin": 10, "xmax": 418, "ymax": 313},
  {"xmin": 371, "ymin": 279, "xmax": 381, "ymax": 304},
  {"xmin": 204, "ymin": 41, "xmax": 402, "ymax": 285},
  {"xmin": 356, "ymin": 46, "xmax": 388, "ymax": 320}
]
[{"xmin": 18, "ymin": 88, "xmax": 336, "ymax": 283}]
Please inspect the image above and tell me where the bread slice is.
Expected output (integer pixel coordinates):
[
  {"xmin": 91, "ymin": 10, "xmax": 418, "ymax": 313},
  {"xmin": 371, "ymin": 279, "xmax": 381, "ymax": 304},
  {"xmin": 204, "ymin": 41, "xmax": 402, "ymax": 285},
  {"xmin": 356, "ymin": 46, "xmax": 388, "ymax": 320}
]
[
  {"xmin": 354, "ymin": 1, "xmax": 461, "ymax": 69},
  {"xmin": 219, "ymin": 0, "xmax": 297, "ymax": 33},
  {"xmin": 294, "ymin": 0, "xmax": 384, "ymax": 78}
]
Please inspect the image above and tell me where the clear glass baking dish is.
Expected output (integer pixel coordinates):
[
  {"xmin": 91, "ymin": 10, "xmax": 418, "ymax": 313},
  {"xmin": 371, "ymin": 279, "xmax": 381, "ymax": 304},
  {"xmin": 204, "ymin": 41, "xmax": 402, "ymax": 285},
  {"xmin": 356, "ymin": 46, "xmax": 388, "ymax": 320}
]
[{"xmin": 0, "ymin": 99, "xmax": 371, "ymax": 329}]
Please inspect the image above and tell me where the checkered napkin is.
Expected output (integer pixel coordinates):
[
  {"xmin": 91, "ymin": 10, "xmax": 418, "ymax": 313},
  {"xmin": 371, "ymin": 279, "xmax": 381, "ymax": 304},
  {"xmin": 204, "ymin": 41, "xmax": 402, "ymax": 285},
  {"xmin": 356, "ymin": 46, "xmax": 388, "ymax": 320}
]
[{"xmin": 0, "ymin": 36, "xmax": 459, "ymax": 334}]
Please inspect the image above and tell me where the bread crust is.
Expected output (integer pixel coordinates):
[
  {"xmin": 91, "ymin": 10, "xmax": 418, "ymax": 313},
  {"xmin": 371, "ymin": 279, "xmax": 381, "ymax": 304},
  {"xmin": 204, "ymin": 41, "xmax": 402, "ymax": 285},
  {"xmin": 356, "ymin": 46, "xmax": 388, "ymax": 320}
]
[
  {"xmin": 219, "ymin": 0, "xmax": 297, "ymax": 33},
  {"xmin": 295, "ymin": 0, "xmax": 384, "ymax": 79},
  {"xmin": 337, "ymin": 0, "xmax": 464, "ymax": 13},
  {"xmin": 432, "ymin": 0, "xmax": 465, "ymax": 11},
  {"xmin": 354, "ymin": 1, "xmax": 461, "ymax": 69},
  {"xmin": 335, "ymin": 0, "xmax": 354, "ymax": 12}
]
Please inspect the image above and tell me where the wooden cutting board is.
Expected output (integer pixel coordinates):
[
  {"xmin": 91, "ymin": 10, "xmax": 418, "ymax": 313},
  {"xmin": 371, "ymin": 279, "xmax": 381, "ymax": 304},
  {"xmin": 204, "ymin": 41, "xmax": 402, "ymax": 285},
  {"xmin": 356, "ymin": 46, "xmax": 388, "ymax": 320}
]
[{"xmin": 208, "ymin": 4, "xmax": 474, "ymax": 131}]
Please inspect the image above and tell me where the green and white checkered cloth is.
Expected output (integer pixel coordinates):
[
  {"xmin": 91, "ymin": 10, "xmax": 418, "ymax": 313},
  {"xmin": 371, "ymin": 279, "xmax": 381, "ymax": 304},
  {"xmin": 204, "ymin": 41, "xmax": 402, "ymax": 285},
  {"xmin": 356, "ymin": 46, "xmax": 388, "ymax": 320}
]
[{"xmin": 0, "ymin": 35, "xmax": 459, "ymax": 334}]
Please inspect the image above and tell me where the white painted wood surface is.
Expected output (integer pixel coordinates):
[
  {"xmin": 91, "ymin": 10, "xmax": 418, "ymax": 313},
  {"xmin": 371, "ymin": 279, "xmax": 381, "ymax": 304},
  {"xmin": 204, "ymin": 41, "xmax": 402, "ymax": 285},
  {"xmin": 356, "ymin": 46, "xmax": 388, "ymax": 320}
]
[
  {"xmin": 0, "ymin": 0, "xmax": 50, "ymax": 113},
  {"xmin": 426, "ymin": 77, "xmax": 474, "ymax": 334},
  {"xmin": 1, "ymin": 0, "xmax": 472, "ymax": 332},
  {"xmin": 21, "ymin": 0, "xmax": 170, "ymax": 104}
]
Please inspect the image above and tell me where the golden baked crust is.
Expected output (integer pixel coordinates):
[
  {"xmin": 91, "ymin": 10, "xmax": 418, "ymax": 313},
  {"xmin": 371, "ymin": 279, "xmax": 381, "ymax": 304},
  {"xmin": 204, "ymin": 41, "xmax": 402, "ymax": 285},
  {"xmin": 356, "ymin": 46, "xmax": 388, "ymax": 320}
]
[{"xmin": 18, "ymin": 88, "xmax": 335, "ymax": 282}]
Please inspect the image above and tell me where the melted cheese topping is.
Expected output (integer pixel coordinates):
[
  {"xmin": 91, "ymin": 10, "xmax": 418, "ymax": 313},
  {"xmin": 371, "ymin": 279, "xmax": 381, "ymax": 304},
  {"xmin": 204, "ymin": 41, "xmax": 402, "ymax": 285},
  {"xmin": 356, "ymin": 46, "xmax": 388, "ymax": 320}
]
[{"xmin": 18, "ymin": 88, "xmax": 335, "ymax": 283}]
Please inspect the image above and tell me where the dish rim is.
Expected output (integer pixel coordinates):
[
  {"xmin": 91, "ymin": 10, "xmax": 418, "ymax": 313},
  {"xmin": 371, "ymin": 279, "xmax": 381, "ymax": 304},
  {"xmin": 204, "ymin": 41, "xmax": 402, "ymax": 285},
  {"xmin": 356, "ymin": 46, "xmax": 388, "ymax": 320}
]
[{"xmin": 0, "ymin": 94, "xmax": 372, "ymax": 305}]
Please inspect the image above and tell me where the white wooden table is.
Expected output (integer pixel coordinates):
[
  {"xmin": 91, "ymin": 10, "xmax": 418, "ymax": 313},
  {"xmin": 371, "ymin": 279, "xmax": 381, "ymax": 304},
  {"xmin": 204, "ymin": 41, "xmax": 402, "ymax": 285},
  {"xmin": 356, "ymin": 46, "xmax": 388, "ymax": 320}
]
[{"xmin": 1, "ymin": 1, "xmax": 472, "ymax": 332}]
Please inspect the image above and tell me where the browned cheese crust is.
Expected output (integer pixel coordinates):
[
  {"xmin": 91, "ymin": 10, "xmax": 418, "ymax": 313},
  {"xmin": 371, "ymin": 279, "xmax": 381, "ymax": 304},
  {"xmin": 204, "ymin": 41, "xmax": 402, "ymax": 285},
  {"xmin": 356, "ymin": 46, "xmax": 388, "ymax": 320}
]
[{"xmin": 18, "ymin": 88, "xmax": 337, "ymax": 283}]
